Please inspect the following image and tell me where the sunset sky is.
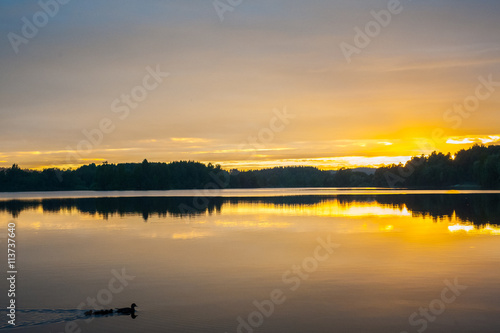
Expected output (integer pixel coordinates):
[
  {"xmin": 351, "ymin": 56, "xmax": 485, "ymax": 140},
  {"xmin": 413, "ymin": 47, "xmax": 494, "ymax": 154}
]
[{"xmin": 1, "ymin": 0, "xmax": 499, "ymax": 170}]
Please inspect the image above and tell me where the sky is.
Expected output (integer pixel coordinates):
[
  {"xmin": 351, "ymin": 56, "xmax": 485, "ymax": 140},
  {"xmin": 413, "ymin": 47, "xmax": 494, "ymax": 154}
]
[{"xmin": 1, "ymin": 0, "xmax": 499, "ymax": 170}]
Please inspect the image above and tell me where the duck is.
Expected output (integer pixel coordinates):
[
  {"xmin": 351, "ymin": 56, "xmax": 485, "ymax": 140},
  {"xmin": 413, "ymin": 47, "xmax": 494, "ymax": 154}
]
[
  {"xmin": 96, "ymin": 309, "xmax": 113, "ymax": 315},
  {"xmin": 84, "ymin": 309, "xmax": 114, "ymax": 316},
  {"xmin": 115, "ymin": 303, "xmax": 137, "ymax": 315},
  {"xmin": 95, "ymin": 309, "xmax": 113, "ymax": 315}
]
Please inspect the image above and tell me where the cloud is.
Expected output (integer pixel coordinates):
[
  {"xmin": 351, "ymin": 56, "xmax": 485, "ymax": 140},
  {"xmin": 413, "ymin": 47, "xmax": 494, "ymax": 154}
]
[
  {"xmin": 1, "ymin": 0, "xmax": 499, "ymax": 169},
  {"xmin": 446, "ymin": 135, "xmax": 500, "ymax": 145}
]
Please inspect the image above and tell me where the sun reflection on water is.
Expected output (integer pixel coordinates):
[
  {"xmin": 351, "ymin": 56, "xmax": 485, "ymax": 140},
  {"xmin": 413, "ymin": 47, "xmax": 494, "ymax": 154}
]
[
  {"xmin": 5, "ymin": 198, "xmax": 499, "ymax": 239},
  {"xmin": 448, "ymin": 223, "xmax": 500, "ymax": 235},
  {"xmin": 222, "ymin": 201, "xmax": 411, "ymax": 218}
]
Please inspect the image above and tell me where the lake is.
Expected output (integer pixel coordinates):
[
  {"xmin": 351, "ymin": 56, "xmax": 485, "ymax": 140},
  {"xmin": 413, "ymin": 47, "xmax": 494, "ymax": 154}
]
[{"xmin": 1, "ymin": 189, "xmax": 499, "ymax": 332}]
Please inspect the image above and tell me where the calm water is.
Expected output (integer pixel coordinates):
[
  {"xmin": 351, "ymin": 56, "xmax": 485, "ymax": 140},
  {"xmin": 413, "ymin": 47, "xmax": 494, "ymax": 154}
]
[{"xmin": 1, "ymin": 189, "xmax": 499, "ymax": 332}]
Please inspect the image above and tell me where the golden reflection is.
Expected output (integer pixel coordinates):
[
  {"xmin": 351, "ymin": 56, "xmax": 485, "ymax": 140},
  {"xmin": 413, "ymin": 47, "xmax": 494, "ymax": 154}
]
[
  {"xmin": 448, "ymin": 224, "xmax": 475, "ymax": 232},
  {"xmin": 381, "ymin": 225, "xmax": 394, "ymax": 232},
  {"xmin": 222, "ymin": 201, "xmax": 411, "ymax": 218},
  {"xmin": 214, "ymin": 220, "xmax": 292, "ymax": 229},
  {"xmin": 171, "ymin": 230, "xmax": 213, "ymax": 240},
  {"xmin": 30, "ymin": 221, "xmax": 41, "ymax": 230},
  {"xmin": 5, "ymin": 199, "xmax": 500, "ymax": 239},
  {"xmin": 448, "ymin": 223, "xmax": 500, "ymax": 235}
]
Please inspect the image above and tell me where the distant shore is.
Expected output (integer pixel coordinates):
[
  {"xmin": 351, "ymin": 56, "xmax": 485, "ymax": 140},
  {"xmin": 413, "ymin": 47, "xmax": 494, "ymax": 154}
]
[{"xmin": 1, "ymin": 145, "xmax": 499, "ymax": 192}]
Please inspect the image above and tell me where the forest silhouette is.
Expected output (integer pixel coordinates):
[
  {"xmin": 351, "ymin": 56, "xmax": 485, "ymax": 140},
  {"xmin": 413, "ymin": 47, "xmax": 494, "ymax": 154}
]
[{"xmin": 1, "ymin": 144, "xmax": 500, "ymax": 191}]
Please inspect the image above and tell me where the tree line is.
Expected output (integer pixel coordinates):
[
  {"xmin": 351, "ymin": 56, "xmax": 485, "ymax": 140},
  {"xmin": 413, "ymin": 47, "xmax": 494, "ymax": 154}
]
[
  {"xmin": 374, "ymin": 144, "xmax": 500, "ymax": 188},
  {"xmin": 1, "ymin": 144, "xmax": 500, "ymax": 191}
]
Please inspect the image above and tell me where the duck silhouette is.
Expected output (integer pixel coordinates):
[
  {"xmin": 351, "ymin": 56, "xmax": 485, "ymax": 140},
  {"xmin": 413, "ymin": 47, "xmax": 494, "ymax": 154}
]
[
  {"xmin": 84, "ymin": 304, "xmax": 137, "ymax": 317},
  {"xmin": 115, "ymin": 303, "xmax": 137, "ymax": 315},
  {"xmin": 83, "ymin": 309, "xmax": 113, "ymax": 316},
  {"xmin": 84, "ymin": 309, "xmax": 113, "ymax": 316},
  {"xmin": 95, "ymin": 309, "xmax": 113, "ymax": 315}
]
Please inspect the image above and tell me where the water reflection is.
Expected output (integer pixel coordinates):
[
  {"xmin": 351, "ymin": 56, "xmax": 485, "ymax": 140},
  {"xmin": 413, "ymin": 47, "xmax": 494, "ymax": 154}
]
[
  {"xmin": 1, "ymin": 194, "xmax": 499, "ymax": 227},
  {"xmin": 2, "ymin": 194, "xmax": 499, "ymax": 332},
  {"xmin": 448, "ymin": 223, "xmax": 500, "ymax": 234}
]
